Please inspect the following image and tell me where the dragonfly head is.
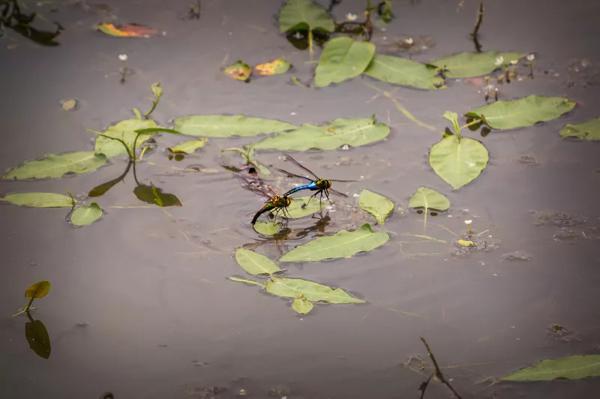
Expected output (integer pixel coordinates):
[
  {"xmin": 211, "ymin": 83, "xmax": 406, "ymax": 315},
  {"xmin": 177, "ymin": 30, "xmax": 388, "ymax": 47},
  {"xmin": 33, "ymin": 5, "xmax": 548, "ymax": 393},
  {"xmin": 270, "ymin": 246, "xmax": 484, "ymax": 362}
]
[{"xmin": 316, "ymin": 179, "xmax": 331, "ymax": 189}]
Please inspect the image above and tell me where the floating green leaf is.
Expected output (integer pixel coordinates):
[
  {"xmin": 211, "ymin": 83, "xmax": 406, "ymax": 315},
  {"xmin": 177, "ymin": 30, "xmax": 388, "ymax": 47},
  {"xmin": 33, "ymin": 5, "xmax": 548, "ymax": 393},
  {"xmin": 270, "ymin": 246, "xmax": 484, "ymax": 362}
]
[
  {"xmin": 429, "ymin": 135, "xmax": 489, "ymax": 190},
  {"xmin": 134, "ymin": 185, "xmax": 182, "ymax": 207},
  {"xmin": 364, "ymin": 54, "xmax": 445, "ymax": 90},
  {"xmin": 1, "ymin": 193, "xmax": 74, "ymax": 208},
  {"xmin": 173, "ymin": 115, "xmax": 296, "ymax": 138},
  {"xmin": 25, "ymin": 281, "xmax": 51, "ymax": 299},
  {"xmin": 279, "ymin": 0, "xmax": 335, "ymax": 34},
  {"xmin": 358, "ymin": 189, "xmax": 394, "ymax": 224},
  {"xmin": 253, "ymin": 221, "xmax": 283, "ymax": 236},
  {"xmin": 502, "ymin": 355, "xmax": 600, "ymax": 381},
  {"xmin": 280, "ymin": 224, "xmax": 389, "ymax": 262},
  {"xmin": 94, "ymin": 119, "xmax": 158, "ymax": 158},
  {"xmin": 235, "ymin": 248, "xmax": 281, "ymax": 276},
  {"xmin": 2, "ymin": 151, "xmax": 107, "ymax": 180},
  {"xmin": 314, "ymin": 37, "xmax": 376, "ymax": 87},
  {"xmin": 25, "ymin": 319, "xmax": 51, "ymax": 359},
  {"xmin": 409, "ymin": 187, "xmax": 450, "ymax": 213},
  {"xmin": 287, "ymin": 196, "xmax": 323, "ymax": 218},
  {"xmin": 431, "ymin": 51, "xmax": 523, "ymax": 78},
  {"xmin": 465, "ymin": 95, "xmax": 576, "ymax": 130},
  {"xmin": 560, "ymin": 117, "xmax": 600, "ymax": 141},
  {"xmin": 70, "ymin": 203, "xmax": 103, "ymax": 226},
  {"xmin": 168, "ymin": 138, "xmax": 208, "ymax": 154},
  {"xmin": 292, "ymin": 297, "xmax": 314, "ymax": 314},
  {"xmin": 253, "ymin": 117, "xmax": 390, "ymax": 151},
  {"xmin": 265, "ymin": 277, "xmax": 365, "ymax": 304}
]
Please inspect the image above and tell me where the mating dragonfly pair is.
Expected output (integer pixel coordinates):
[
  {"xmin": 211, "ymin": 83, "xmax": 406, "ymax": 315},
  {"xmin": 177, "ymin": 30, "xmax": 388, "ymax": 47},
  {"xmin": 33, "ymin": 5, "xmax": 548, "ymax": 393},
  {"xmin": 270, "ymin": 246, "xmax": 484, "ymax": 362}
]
[{"xmin": 251, "ymin": 154, "xmax": 353, "ymax": 225}]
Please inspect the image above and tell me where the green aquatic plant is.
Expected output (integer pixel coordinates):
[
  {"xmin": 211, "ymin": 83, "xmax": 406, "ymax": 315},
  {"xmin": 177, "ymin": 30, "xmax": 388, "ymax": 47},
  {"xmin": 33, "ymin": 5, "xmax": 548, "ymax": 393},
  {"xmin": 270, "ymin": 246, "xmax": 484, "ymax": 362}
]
[{"xmin": 13, "ymin": 280, "xmax": 51, "ymax": 317}]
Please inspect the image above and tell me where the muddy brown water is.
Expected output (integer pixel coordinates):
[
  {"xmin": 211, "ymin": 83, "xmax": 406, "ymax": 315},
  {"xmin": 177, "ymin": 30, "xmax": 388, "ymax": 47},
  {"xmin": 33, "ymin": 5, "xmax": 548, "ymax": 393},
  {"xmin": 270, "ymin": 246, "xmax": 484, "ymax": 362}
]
[{"xmin": 1, "ymin": 0, "xmax": 600, "ymax": 398}]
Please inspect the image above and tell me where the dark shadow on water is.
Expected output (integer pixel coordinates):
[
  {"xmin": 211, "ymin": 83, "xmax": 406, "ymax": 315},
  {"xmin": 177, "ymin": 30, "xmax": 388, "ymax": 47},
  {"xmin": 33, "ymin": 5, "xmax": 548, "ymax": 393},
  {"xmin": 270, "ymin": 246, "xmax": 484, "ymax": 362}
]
[{"xmin": 1, "ymin": 0, "xmax": 62, "ymax": 46}]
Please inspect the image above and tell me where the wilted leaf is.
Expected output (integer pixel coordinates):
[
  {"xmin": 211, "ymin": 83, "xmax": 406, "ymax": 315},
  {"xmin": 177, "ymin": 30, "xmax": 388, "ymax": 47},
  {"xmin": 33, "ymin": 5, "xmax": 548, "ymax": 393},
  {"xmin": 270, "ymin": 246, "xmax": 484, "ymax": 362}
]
[
  {"xmin": 224, "ymin": 60, "xmax": 252, "ymax": 82},
  {"xmin": 2, "ymin": 193, "xmax": 74, "ymax": 208},
  {"xmin": 431, "ymin": 51, "xmax": 523, "ymax": 78},
  {"xmin": 465, "ymin": 95, "xmax": 576, "ymax": 130},
  {"xmin": 70, "ymin": 203, "xmax": 103, "ymax": 226},
  {"xmin": 168, "ymin": 139, "xmax": 207, "ymax": 154},
  {"xmin": 94, "ymin": 119, "xmax": 158, "ymax": 158},
  {"xmin": 2, "ymin": 151, "xmax": 107, "ymax": 180},
  {"xmin": 255, "ymin": 58, "xmax": 291, "ymax": 76},
  {"xmin": 25, "ymin": 319, "xmax": 51, "ymax": 359},
  {"xmin": 292, "ymin": 297, "xmax": 314, "ymax": 314},
  {"xmin": 235, "ymin": 248, "xmax": 281, "ymax": 276},
  {"xmin": 502, "ymin": 355, "xmax": 600, "ymax": 381},
  {"xmin": 134, "ymin": 184, "xmax": 182, "ymax": 207},
  {"xmin": 25, "ymin": 281, "xmax": 51, "ymax": 299},
  {"xmin": 279, "ymin": 0, "xmax": 335, "ymax": 34},
  {"xmin": 358, "ymin": 189, "xmax": 394, "ymax": 224},
  {"xmin": 280, "ymin": 224, "xmax": 389, "ymax": 262},
  {"xmin": 61, "ymin": 99, "xmax": 77, "ymax": 111},
  {"xmin": 265, "ymin": 277, "xmax": 365, "ymax": 304},
  {"xmin": 253, "ymin": 117, "xmax": 390, "ymax": 151},
  {"xmin": 408, "ymin": 187, "xmax": 450, "ymax": 212},
  {"xmin": 228, "ymin": 276, "xmax": 265, "ymax": 288},
  {"xmin": 429, "ymin": 135, "xmax": 489, "ymax": 190},
  {"xmin": 560, "ymin": 117, "xmax": 600, "ymax": 141},
  {"xmin": 364, "ymin": 54, "xmax": 444, "ymax": 90},
  {"xmin": 97, "ymin": 22, "xmax": 157, "ymax": 38},
  {"xmin": 173, "ymin": 114, "xmax": 295, "ymax": 138},
  {"xmin": 314, "ymin": 37, "xmax": 375, "ymax": 87}
]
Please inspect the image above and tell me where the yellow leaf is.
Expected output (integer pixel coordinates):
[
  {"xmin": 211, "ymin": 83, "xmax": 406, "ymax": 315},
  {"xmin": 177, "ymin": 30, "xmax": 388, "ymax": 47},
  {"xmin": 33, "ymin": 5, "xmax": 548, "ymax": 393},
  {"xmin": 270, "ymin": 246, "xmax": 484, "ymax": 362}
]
[{"xmin": 25, "ymin": 281, "xmax": 51, "ymax": 299}]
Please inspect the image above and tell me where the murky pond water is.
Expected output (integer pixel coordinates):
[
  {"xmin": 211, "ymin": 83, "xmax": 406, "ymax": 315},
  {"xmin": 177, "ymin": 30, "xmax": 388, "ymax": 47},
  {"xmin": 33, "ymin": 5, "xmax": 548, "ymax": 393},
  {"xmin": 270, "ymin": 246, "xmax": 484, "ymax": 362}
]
[{"xmin": 1, "ymin": 0, "xmax": 600, "ymax": 398}]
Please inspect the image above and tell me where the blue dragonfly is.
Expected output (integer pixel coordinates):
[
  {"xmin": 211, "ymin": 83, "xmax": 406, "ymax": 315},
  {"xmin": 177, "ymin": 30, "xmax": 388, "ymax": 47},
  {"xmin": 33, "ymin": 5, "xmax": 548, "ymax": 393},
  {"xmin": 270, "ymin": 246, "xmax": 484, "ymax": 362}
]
[{"xmin": 277, "ymin": 154, "xmax": 354, "ymax": 207}]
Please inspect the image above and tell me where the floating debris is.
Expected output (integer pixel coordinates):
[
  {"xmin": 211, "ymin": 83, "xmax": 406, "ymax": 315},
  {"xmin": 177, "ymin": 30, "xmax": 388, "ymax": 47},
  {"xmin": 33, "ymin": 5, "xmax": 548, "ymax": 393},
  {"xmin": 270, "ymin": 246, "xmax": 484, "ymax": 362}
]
[
  {"xmin": 532, "ymin": 210, "xmax": 587, "ymax": 227},
  {"xmin": 61, "ymin": 98, "xmax": 77, "ymax": 111},
  {"xmin": 501, "ymin": 250, "xmax": 532, "ymax": 262}
]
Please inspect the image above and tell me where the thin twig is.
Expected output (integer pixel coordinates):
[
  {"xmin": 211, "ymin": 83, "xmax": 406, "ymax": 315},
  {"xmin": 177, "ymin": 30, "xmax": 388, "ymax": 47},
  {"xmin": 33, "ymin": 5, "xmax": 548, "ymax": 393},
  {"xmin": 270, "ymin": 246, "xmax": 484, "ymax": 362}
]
[
  {"xmin": 420, "ymin": 337, "xmax": 462, "ymax": 399},
  {"xmin": 470, "ymin": 1, "xmax": 484, "ymax": 52}
]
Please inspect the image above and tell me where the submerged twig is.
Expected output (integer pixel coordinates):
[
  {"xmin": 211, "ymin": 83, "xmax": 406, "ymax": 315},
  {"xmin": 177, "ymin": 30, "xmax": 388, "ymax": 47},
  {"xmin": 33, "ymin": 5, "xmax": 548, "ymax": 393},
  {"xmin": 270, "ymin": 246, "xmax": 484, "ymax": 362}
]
[
  {"xmin": 470, "ymin": 1, "xmax": 484, "ymax": 52},
  {"xmin": 419, "ymin": 337, "xmax": 463, "ymax": 399}
]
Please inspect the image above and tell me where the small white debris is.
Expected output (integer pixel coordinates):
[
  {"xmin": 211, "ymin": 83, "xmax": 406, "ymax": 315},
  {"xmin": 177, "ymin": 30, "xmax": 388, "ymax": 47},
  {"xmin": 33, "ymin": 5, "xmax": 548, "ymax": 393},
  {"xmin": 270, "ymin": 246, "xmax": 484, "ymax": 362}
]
[
  {"xmin": 118, "ymin": 53, "xmax": 128, "ymax": 61},
  {"xmin": 403, "ymin": 37, "xmax": 414, "ymax": 45},
  {"xmin": 352, "ymin": 193, "xmax": 360, "ymax": 198},
  {"xmin": 526, "ymin": 53, "xmax": 536, "ymax": 62},
  {"xmin": 494, "ymin": 56, "xmax": 505, "ymax": 66},
  {"xmin": 290, "ymin": 111, "xmax": 297, "ymax": 116},
  {"xmin": 346, "ymin": 12, "xmax": 358, "ymax": 21},
  {"xmin": 464, "ymin": 219, "xmax": 473, "ymax": 225}
]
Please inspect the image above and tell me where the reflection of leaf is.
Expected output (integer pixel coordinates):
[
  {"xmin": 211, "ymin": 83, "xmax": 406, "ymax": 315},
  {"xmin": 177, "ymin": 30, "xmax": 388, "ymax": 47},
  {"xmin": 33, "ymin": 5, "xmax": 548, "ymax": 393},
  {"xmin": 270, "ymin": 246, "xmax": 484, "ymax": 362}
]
[
  {"xmin": 224, "ymin": 60, "xmax": 252, "ymax": 82},
  {"xmin": 173, "ymin": 115, "xmax": 295, "ymax": 138},
  {"xmin": 364, "ymin": 55, "xmax": 444, "ymax": 90},
  {"xmin": 465, "ymin": 95, "xmax": 576, "ymax": 130},
  {"xmin": 2, "ymin": 151, "xmax": 107, "ymax": 180},
  {"xmin": 314, "ymin": 37, "xmax": 375, "ymax": 87},
  {"xmin": 70, "ymin": 203, "xmax": 103, "ymax": 226},
  {"xmin": 431, "ymin": 51, "xmax": 523, "ymax": 78},
  {"xmin": 134, "ymin": 185, "xmax": 182, "ymax": 207},
  {"xmin": 255, "ymin": 58, "xmax": 291, "ymax": 76},
  {"xmin": 292, "ymin": 297, "xmax": 314, "ymax": 314},
  {"xmin": 235, "ymin": 248, "xmax": 281, "ymax": 276},
  {"xmin": 408, "ymin": 187, "xmax": 450, "ymax": 212},
  {"xmin": 1, "ymin": 193, "xmax": 74, "ymax": 208},
  {"xmin": 279, "ymin": 0, "xmax": 335, "ymax": 34},
  {"xmin": 280, "ymin": 224, "xmax": 389, "ymax": 262},
  {"xmin": 94, "ymin": 119, "xmax": 158, "ymax": 158},
  {"xmin": 97, "ymin": 23, "xmax": 157, "ymax": 38},
  {"xmin": 560, "ymin": 117, "xmax": 600, "ymax": 141},
  {"xmin": 265, "ymin": 277, "xmax": 365, "ymax": 304},
  {"xmin": 429, "ymin": 135, "xmax": 489, "ymax": 190},
  {"xmin": 253, "ymin": 117, "xmax": 390, "ymax": 151},
  {"xmin": 25, "ymin": 281, "xmax": 51, "ymax": 299},
  {"xmin": 25, "ymin": 319, "xmax": 51, "ymax": 359},
  {"xmin": 358, "ymin": 189, "xmax": 394, "ymax": 224},
  {"xmin": 502, "ymin": 355, "xmax": 600, "ymax": 381},
  {"xmin": 168, "ymin": 139, "xmax": 207, "ymax": 154}
]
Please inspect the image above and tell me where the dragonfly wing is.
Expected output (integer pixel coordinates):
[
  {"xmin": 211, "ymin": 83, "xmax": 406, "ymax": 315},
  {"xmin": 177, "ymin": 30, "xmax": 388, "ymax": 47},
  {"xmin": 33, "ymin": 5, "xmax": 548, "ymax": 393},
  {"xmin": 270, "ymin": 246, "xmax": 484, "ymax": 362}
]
[
  {"xmin": 328, "ymin": 178, "xmax": 357, "ymax": 183},
  {"xmin": 275, "ymin": 168, "xmax": 312, "ymax": 181},
  {"xmin": 329, "ymin": 187, "xmax": 348, "ymax": 197},
  {"xmin": 284, "ymin": 153, "xmax": 320, "ymax": 180}
]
